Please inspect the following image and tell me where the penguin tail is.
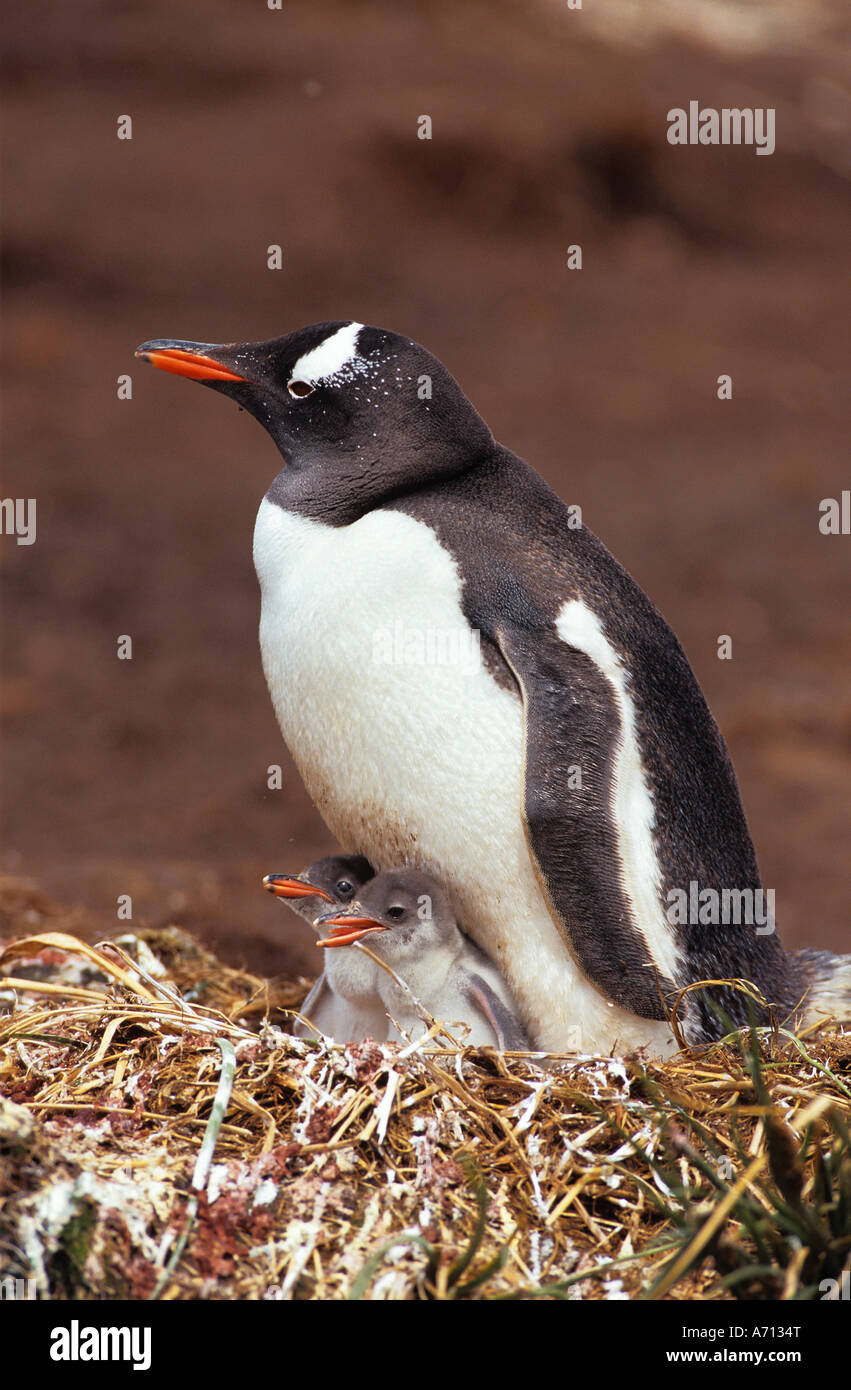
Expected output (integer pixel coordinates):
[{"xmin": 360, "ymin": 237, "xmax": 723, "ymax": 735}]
[{"xmin": 789, "ymin": 947, "xmax": 851, "ymax": 1031}]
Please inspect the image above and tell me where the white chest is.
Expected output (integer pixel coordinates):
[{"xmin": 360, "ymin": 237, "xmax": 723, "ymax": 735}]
[{"xmin": 253, "ymin": 497, "xmax": 525, "ymax": 877}]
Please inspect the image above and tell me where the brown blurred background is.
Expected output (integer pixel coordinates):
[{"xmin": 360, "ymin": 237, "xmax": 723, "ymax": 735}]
[{"xmin": 1, "ymin": 0, "xmax": 849, "ymax": 978}]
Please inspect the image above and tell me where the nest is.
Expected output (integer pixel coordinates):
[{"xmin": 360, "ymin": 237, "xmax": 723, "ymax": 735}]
[{"xmin": 1, "ymin": 876, "xmax": 849, "ymax": 1301}]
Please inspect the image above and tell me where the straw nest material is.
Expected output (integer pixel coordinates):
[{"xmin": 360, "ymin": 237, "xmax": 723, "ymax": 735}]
[{"xmin": 1, "ymin": 875, "xmax": 849, "ymax": 1301}]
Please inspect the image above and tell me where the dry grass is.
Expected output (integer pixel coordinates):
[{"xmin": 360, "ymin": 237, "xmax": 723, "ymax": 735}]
[{"xmin": 1, "ymin": 881, "xmax": 849, "ymax": 1301}]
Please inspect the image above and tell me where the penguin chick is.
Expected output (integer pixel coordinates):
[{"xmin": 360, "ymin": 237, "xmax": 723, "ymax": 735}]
[
  {"xmin": 263, "ymin": 853, "xmax": 374, "ymax": 929},
  {"xmin": 318, "ymin": 870, "xmax": 531, "ymax": 1050},
  {"xmin": 263, "ymin": 854, "xmax": 379, "ymax": 1040}
]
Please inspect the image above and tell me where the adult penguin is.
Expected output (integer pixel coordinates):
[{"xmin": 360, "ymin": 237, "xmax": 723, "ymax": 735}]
[{"xmin": 137, "ymin": 323, "xmax": 849, "ymax": 1053}]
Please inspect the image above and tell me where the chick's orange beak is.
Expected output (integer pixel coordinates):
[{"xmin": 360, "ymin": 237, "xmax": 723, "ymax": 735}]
[
  {"xmin": 263, "ymin": 875, "xmax": 334, "ymax": 902},
  {"xmin": 316, "ymin": 915, "xmax": 389, "ymax": 948}
]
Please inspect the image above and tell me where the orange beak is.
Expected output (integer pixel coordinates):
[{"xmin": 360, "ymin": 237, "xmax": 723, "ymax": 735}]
[
  {"xmin": 263, "ymin": 874, "xmax": 334, "ymax": 903},
  {"xmin": 316, "ymin": 914, "xmax": 389, "ymax": 949},
  {"xmin": 135, "ymin": 342, "xmax": 246, "ymax": 384}
]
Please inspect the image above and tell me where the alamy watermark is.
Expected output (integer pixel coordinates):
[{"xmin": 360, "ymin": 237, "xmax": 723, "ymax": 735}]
[
  {"xmin": 666, "ymin": 881, "xmax": 775, "ymax": 935},
  {"xmin": 372, "ymin": 621, "xmax": 481, "ymax": 672},
  {"xmin": 0, "ymin": 498, "xmax": 36, "ymax": 545},
  {"xmin": 667, "ymin": 102, "xmax": 775, "ymax": 156},
  {"xmin": 819, "ymin": 490, "xmax": 850, "ymax": 534},
  {"xmin": 0, "ymin": 1275, "xmax": 37, "ymax": 1300},
  {"xmin": 50, "ymin": 1320, "xmax": 151, "ymax": 1370}
]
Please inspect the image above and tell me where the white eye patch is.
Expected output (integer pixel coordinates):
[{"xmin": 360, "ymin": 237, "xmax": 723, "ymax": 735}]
[{"xmin": 290, "ymin": 322, "xmax": 365, "ymax": 386}]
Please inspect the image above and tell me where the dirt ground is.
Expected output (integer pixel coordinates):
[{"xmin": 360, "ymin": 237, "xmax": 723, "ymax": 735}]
[{"xmin": 1, "ymin": 0, "xmax": 849, "ymax": 980}]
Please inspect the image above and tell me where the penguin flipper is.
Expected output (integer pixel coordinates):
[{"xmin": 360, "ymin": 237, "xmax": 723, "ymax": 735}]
[
  {"xmin": 293, "ymin": 971, "xmax": 331, "ymax": 1040},
  {"xmin": 495, "ymin": 622, "xmax": 677, "ymax": 1021},
  {"xmin": 463, "ymin": 972, "xmax": 531, "ymax": 1051}
]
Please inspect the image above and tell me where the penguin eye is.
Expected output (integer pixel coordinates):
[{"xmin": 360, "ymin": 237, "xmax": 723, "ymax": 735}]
[
  {"xmin": 386, "ymin": 905, "xmax": 405, "ymax": 922},
  {"xmin": 287, "ymin": 379, "xmax": 315, "ymax": 399},
  {"xmin": 335, "ymin": 879, "xmax": 353, "ymax": 899}
]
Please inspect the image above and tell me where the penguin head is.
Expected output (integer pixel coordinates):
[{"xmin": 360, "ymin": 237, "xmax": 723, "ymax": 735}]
[
  {"xmin": 136, "ymin": 322, "xmax": 494, "ymax": 522},
  {"xmin": 263, "ymin": 853, "xmax": 375, "ymax": 923},
  {"xmin": 304, "ymin": 854, "xmax": 375, "ymax": 905},
  {"xmin": 316, "ymin": 869, "xmax": 459, "ymax": 960}
]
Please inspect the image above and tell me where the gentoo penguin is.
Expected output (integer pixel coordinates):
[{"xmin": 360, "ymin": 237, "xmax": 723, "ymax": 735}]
[
  {"xmin": 263, "ymin": 854, "xmax": 375, "ymax": 928},
  {"xmin": 137, "ymin": 323, "xmax": 851, "ymax": 1054},
  {"xmin": 262, "ymin": 854, "xmax": 380, "ymax": 1039},
  {"xmin": 317, "ymin": 870, "xmax": 531, "ymax": 1049}
]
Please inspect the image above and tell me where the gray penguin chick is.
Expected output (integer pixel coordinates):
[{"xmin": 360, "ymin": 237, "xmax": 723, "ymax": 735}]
[{"xmin": 317, "ymin": 870, "xmax": 530, "ymax": 1049}]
